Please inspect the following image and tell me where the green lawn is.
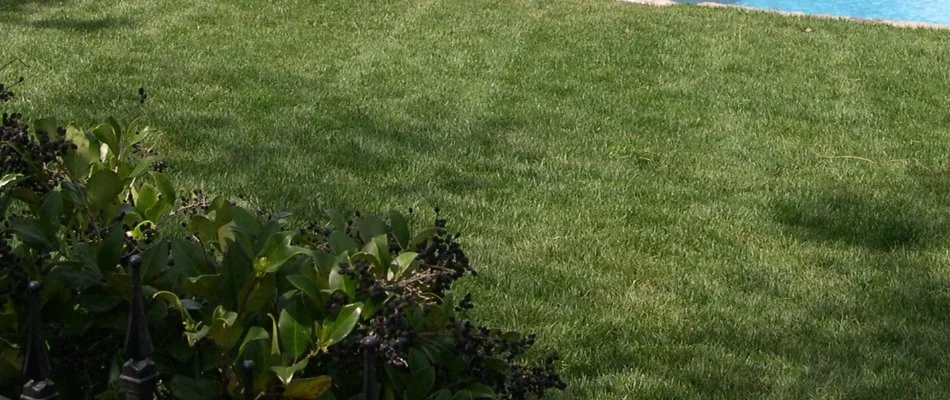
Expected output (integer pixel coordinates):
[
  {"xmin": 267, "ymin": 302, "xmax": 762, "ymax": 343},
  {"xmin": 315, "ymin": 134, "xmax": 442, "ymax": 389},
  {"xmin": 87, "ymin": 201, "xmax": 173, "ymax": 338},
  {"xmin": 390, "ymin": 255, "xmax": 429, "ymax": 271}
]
[{"xmin": 4, "ymin": 0, "xmax": 950, "ymax": 398}]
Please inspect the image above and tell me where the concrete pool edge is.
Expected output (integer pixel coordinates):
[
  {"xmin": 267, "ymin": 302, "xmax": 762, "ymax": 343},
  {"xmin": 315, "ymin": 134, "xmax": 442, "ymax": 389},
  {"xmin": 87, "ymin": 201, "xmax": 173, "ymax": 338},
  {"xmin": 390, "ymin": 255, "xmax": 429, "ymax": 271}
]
[{"xmin": 619, "ymin": 0, "xmax": 950, "ymax": 30}]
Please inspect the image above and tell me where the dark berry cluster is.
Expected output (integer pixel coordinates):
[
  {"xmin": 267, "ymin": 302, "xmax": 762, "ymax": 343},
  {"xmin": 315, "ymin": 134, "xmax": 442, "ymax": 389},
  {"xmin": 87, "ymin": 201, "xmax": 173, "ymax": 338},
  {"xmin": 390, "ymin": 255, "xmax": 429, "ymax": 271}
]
[
  {"xmin": 178, "ymin": 188, "xmax": 209, "ymax": 216},
  {"xmin": 1, "ymin": 112, "xmax": 74, "ymax": 194},
  {"xmin": 369, "ymin": 294, "xmax": 415, "ymax": 368},
  {"xmin": 0, "ymin": 76, "xmax": 23, "ymax": 102},
  {"xmin": 410, "ymin": 217, "xmax": 475, "ymax": 297},
  {"xmin": 450, "ymin": 318, "xmax": 566, "ymax": 399}
]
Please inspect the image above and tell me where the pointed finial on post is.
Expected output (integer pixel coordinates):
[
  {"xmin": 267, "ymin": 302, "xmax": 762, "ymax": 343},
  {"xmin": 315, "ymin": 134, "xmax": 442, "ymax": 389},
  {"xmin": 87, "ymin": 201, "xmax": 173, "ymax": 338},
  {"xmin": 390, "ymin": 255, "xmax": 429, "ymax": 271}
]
[
  {"xmin": 123, "ymin": 255, "xmax": 152, "ymax": 361},
  {"xmin": 21, "ymin": 281, "xmax": 56, "ymax": 400},
  {"xmin": 242, "ymin": 360, "xmax": 256, "ymax": 400},
  {"xmin": 120, "ymin": 255, "xmax": 158, "ymax": 400}
]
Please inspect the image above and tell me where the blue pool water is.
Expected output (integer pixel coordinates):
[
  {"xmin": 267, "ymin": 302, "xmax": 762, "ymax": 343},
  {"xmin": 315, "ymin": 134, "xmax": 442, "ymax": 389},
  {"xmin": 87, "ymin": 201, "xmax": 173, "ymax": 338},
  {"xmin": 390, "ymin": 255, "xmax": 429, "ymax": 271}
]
[{"xmin": 681, "ymin": 0, "xmax": 950, "ymax": 25}]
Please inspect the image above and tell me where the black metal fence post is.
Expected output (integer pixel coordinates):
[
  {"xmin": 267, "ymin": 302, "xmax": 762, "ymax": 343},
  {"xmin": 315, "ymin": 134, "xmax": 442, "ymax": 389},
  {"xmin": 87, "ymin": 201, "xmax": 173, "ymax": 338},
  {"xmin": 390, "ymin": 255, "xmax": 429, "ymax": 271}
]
[
  {"xmin": 242, "ymin": 360, "xmax": 256, "ymax": 400},
  {"xmin": 20, "ymin": 281, "xmax": 56, "ymax": 400},
  {"xmin": 119, "ymin": 255, "xmax": 158, "ymax": 400},
  {"xmin": 361, "ymin": 335, "xmax": 379, "ymax": 400}
]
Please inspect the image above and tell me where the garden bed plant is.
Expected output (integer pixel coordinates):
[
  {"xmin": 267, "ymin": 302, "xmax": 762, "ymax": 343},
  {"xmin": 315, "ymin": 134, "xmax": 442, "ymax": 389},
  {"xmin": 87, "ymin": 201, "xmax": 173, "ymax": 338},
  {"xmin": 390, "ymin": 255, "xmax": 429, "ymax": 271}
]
[{"xmin": 0, "ymin": 74, "xmax": 565, "ymax": 399}]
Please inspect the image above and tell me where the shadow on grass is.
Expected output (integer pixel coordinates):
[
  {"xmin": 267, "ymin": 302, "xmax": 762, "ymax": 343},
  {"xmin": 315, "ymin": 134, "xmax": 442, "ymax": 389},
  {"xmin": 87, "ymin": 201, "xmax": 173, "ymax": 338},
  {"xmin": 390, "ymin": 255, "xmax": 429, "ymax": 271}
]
[{"xmin": 771, "ymin": 188, "xmax": 945, "ymax": 251}]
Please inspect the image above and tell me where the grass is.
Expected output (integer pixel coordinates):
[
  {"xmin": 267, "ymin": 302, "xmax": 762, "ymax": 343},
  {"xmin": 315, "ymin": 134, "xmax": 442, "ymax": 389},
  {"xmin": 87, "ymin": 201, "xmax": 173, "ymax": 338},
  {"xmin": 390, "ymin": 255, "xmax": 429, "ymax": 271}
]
[{"xmin": 4, "ymin": 0, "xmax": 950, "ymax": 398}]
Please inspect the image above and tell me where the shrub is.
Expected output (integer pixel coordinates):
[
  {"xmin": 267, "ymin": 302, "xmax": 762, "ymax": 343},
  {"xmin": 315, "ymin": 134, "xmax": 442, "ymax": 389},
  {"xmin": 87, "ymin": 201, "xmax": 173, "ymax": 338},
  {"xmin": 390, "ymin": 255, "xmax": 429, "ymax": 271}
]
[{"xmin": 0, "ymin": 75, "xmax": 565, "ymax": 399}]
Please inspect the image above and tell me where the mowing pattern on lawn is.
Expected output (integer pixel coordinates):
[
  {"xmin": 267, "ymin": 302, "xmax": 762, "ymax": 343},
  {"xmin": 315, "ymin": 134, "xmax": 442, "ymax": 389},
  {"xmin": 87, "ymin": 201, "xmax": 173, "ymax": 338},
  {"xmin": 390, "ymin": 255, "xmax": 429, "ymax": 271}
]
[{"xmin": 3, "ymin": 0, "xmax": 950, "ymax": 398}]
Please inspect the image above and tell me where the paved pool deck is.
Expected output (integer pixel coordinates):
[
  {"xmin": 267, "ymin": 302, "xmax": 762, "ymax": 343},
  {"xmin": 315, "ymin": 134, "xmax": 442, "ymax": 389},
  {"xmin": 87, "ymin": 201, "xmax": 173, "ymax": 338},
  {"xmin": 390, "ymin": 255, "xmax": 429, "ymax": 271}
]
[{"xmin": 619, "ymin": 0, "xmax": 950, "ymax": 30}]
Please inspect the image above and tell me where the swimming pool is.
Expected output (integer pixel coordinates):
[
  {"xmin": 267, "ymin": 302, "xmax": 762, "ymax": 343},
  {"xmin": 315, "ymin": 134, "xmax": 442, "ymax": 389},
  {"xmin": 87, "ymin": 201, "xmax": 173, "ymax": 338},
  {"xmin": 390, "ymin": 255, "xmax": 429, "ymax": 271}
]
[{"xmin": 680, "ymin": 0, "xmax": 950, "ymax": 26}]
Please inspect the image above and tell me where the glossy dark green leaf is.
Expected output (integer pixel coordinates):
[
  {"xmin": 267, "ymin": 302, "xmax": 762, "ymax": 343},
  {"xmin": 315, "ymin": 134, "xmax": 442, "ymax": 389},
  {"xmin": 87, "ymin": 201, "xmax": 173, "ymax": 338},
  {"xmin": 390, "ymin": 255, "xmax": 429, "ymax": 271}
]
[
  {"xmin": 238, "ymin": 326, "xmax": 270, "ymax": 359},
  {"xmin": 238, "ymin": 275, "xmax": 276, "ymax": 314},
  {"xmin": 9, "ymin": 218, "xmax": 53, "ymax": 251},
  {"xmin": 92, "ymin": 121, "xmax": 118, "ymax": 157},
  {"xmin": 410, "ymin": 227, "xmax": 439, "ymax": 248},
  {"xmin": 38, "ymin": 190, "xmax": 62, "ymax": 239},
  {"xmin": 431, "ymin": 389, "xmax": 453, "ymax": 400},
  {"xmin": 171, "ymin": 375, "xmax": 219, "ymax": 399},
  {"xmin": 148, "ymin": 171, "xmax": 176, "ymax": 208},
  {"xmin": 271, "ymin": 358, "xmax": 308, "ymax": 386},
  {"xmin": 325, "ymin": 209, "xmax": 347, "ymax": 231},
  {"xmin": 97, "ymin": 224, "xmax": 124, "ymax": 274},
  {"xmin": 461, "ymin": 383, "xmax": 497, "ymax": 399},
  {"xmin": 171, "ymin": 238, "xmax": 212, "ymax": 275},
  {"xmin": 391, "ymin": 252, "xmax": 418, "ymax": 281},
  {"xmin": 322, "ymin": 302, "xmax": 362, "ymax": 347},
  {"xmin": 328, "ymin": 231, "xmax": 357, "ymax": 256},
  {"xmin": 287, "ymin": 274, "xmax": 327, "ymax": 313},
  {"xmin": 183, "ymin": 274, "xmax": 221, "ymax": 299},
  {"xmin": 387, "ymin": 210, "xmax": 411, "ymax": 249},
  {"xmin": 208, "ymin": 306, "xmax": 242, "ymax": 350},
  {"xmin": 0, "ymin": 173, "xmax": 23, "ymax": 190},
  {"xmin": 278, "ymin": 301, "xmax": 313, "ymax": 359},
  {"xmin": 409, "ymin": 347, "xmax": 432, "ymax": 375},
  {"xmin": 403, "ymin": 363, "xmax": 435, "ymax": 400},
  {"xmin": 85, "ymin": 170, "xmax": 123, "ymax": 210},
  {"xmin": 284, "ymin": 375, "xmax": 332, "ymax": 399},
  {"xmin": 453, "ymin": 390, "xmax": 474, "ymax": 400},
  {"xmin": 358, "ymin": 215, "xmax": 388, "ymax": 243},
  {"xmin": 63, "ymin": 124, "xmax": 93, "ymax": 178},
  {"xmin": 140, "ymin": 239, "xmax": 169, "ymax": 282}
]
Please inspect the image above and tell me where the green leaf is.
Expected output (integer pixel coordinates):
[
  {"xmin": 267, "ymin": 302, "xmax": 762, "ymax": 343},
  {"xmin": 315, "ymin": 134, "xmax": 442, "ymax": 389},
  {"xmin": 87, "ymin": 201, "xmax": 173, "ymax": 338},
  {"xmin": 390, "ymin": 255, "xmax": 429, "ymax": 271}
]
[
  {"xmin": 172, "ymin": 238, "xmax": 212, "ymax": 275},
  {"xmin": 238, "ymin": 326, "xmax": 270, "ymax": 359},
  {"xmin": 358, "ymin": 215, "xmax": 388, "ymax": 243},
  {"xmin": 140, "ymin": 239, "xmax": 169, "ymax": 281},
  {"xmin": 97, "ymin": 224, "xmax": 124, "ymax": 274},
  {"xmin": 9, "ymin": 218, "xmax": 53, "ymax": 251},
  {"xmin": 453, "ymin": 390, "xmax": 475, "ymax": 400},
  {"xmin": 321, "ymin": 302, "xmax": 362, "ymax": 348},
  {"xmin": 284, "ymin": 375, "xmax": 332, "ymax": 399},
  {"xmin": 390, "ymin": 252, "xmax": 418, "ymax": 281},
  {"xmin": 269, "ymin": 313, "xmax": 281, "ymax": 356},
  {"xmin": 278, "ymin": 302, "xmax": 313, "ymax": 359},
  {"xmin": 47, "ymin": 264, "xmax": 99, "ymax": 292},
  {"xmin": 270, "ymin": 358, "xmax": 308, "ymax": 386},
  {"xmin": 63, "ymin": 124, "xmax": 93, "ymax": 178},
  {"xmin": 153, "ymin": 291, "xmax": 194, "ymax": 325},
  {"xmin": 38, "ymin": 190, "xmax": 62, "ymax": 239},
  {"xmin": 410, "ymin": 227, "xmax": 439, "ymax": 248},
  {"xmin": 409, "ymin": 347, "xmax": 432, "ymax": 375},
  {"xmin": 261, "ymin": 233, "xmax": 310, "ymax": 273},
  {"xmin": 183, "ymin": 274, "xmax": 221, "ymax": 298},
  {"xmin": 86, "ymin": 170, "xmax": 123, "ymax": 210},
  {"xmin": 129, "ymin": 156, "xmax": 161, "ymax": 181},
  {"xmin": 0, "ymin": 173, "xmax": 23, "ymax": 191},
  {"xmin": 238, "ymin": 275, "xmax": 276, "ymax": 314},
  {"xmin": 328, "ymin": 266, "xmax": 355, "ymax": 299},
  {"xmin": 328, "ymin": 231, "xmax": 357, "ymax": 256},
  {"xmin": 148, "ymin": 171, "xmax": 176, "ymax": 208},
  {"xmin": 171, "ymin": 375, "xmax": 219, "ymax": 399},
  {"xmin": 387, "ymin": 210, "xmax": 411, "ymax": 249},
  {"xmin": 403, "ymin": 362, "xmax": 435, "ymax": 399},
  {"xmin": 287, "ymin": 274, "xmax": 327, "ymax": 314},
  {"xmin": 208, "ymin": 306, "xmax": 242, "ymax": 350},
  {"xmin": 431, "ymin": 389, "xmax": 453, "ymax": 400},
  {"xmin": 93, "ymin": 120, "xmax": 119, "ymax": 157},
  {"xmin": 133, "ymin": 184, "xmax": 159, "ymax": 219},
  {"xmin": 325, "ymin": 209, "xmax": 347, "ymax": 231},
  {"xmin": 33, "ymin": 117, "xmax": 59, "ymax": 136},
  {"xmin": 460, "ymin": 383, "xmax": 497, "ymax": 399}
]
